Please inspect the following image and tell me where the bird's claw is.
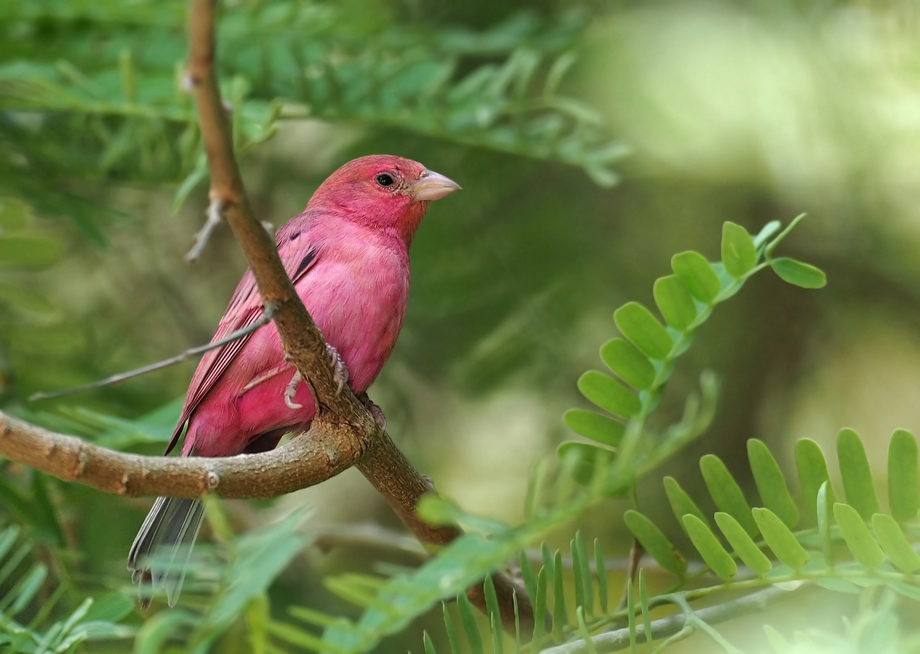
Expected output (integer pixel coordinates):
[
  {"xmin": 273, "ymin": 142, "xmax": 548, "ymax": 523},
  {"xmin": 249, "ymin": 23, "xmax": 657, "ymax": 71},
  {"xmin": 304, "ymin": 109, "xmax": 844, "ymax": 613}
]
[
  {"xmin": 326, "ymin": 344, "xmax": 349, "ymax": 396},
  {"xmin": 358, "ymin": 392, "xmax": 387, "ymax": 430},
  {"xmin": 284, "ymin": 371, "xmax": 303, "ymax": 409}
]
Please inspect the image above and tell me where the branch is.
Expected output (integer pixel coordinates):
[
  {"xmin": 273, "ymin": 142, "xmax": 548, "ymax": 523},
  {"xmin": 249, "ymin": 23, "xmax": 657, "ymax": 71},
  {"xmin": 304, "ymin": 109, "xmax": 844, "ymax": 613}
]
[
  {"xmin": 539, "ymin": 585, "xmax": 797, "ymax": 654},
  {"xmin": 185, "ymin": 197, "xmax": 225, "ymax": 261}
]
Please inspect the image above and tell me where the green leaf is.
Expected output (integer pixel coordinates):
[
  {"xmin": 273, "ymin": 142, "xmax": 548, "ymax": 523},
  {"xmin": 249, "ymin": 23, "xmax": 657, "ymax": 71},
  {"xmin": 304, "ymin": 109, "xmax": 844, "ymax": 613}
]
[
  {"xmin": 613, "ymin": 302, "xmax": 672, "ymax": 361},
  {"xmin": 563, "ymin": 409, "xmax": 625, "ymax": 447},
  {"xmin": 715, "ymin": 512, "xmax": 771, "ymax": 577},
  {"xmin": 577, "ymin": 371, "xmax": 641, "ymax": 419},
  {"xmin": 484, "ymin": 576, "xmax": 502, "ymax": 654},
  {"xmin": 600, "ymin": 338, "xmax": 656, "ymax": 390},
  {"xmin": 594, "ymin": 539, "xmax": 608, "ymax": 615},
  {"xmin": 796, "ymin": 439, "xmax": 836, "ymax": 523},
  {"xmin": 833, "ymin": 503, "xmax": 884, "ymax": 570},
  {"xmin": 748, "ymin": 439, "xmax": 799, "ymax": 529},
  {"xmin": 518, "ymin": 551, "xmax": 537, "ymax": 607},
  {"xmin": 0, "ymin": 198, "xmax": 31, "ymax": 229},
  {"xmin": 626, "ymin": 581, "xmax": 637, "ymax": 653},
  {"xmin": 752, "ymin": 508, "xmax": 809, "ymax": 571},
  {"xmin": 721, "ymin": 222, "xmax": 757, "ymax": 279},
  {"xmin": 763, "ymin": 625, "xmax": 788, "ymax": 653},
  {"xmin": 0, "ymin": 235, "xmax": 63, "ymax": 270},
  {"xmin": 0, "ymin": 283, "xmax": 57, "ymax": 315},
  {"xmin": 571, "ymin": 531, "xmax": 593, "ymax": 615},
  {"xmin": 817, "ymin": 482, "xmax": 834, "ymax": 569},
  {"xmin": 531, "ymin": 567, "xmax": 547, "ymax": 652},
  {"xmin": 888, "ymin": 429, "xmax": 920, "ymax": 522},
  {"xmin": 700, "ymin": 455, "xmax": 757, "ymax": 537},
  {"xmin": 770, "ymin": 258, "xmax": 826, "ymax": 289},
  {"xmin": 557, "ymin": 442, "xmax": 610, "ymax": 487},
  {"xmin": 638, "ymin": 571, "xmax": 652, "ymax": 648},
  {"xmin": 837, "ymin": 429, "xmax": 879, "ymax": 519},
  {"xmin": 871, "ymin": 513, "xmax": 920, "ymax": 573},
  {"xmin": 457, "ymin": 592, "xmax": 483, "ymax": 654},
  {"xmin": 682, "ymin": 515, "xmax": 736, "ymax": 581},
  {"xmin": 552, "ymin": 550, "xmax": 566, "ymax": 644},
  {"xmin": 663, "ymin": 476, "xmax": 710, "ymax": 533},
  {"xmin": 623, "ymin": 510, "xmax": 686, "ymax": 576},
  {"xmin": 653, "ymin": 276, "xmax": 697, "ymax": 332},
  {"xmin": 671, "ymin": 251, "xmax": 721, "ymax": 304},
  {"xmin": 576, "ymin": 607, "xmax": 597, "ymax": 654},
  {"xmin": 423, "ymin": 631, "xmax": 437, "ymax": 654}
]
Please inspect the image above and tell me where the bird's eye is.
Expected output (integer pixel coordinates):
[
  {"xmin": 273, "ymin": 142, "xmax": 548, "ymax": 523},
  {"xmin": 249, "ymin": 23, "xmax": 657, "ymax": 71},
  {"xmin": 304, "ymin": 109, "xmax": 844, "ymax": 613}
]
[{"xmin": 375, "ymin": 173, "xmax": 395, "ymax": 188}]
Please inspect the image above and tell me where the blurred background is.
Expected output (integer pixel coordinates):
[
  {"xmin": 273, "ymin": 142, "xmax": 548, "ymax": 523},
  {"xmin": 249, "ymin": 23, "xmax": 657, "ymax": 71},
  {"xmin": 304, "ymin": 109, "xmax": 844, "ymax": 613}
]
[{"xmin": 2, "ymin": 0, "xmax": 920, "ymax": 651}]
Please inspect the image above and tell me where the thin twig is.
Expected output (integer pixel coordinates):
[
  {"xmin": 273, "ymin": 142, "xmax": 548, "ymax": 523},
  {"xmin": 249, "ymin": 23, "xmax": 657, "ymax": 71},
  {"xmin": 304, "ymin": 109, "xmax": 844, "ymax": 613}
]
[
  {"xmin": 29, "ymin": 303, "xmax": 278, "ymax": 401},
  {"xmin": 186, "ymin": 198, "xmax": 225, "ymax": 261}
]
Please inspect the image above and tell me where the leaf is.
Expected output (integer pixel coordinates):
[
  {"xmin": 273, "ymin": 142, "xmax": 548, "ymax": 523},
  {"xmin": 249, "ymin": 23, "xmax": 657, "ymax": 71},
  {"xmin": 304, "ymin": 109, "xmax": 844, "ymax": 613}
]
[
  {"xmin": 423, "ymin": 631, "xmax": 437, "ymax": 654},
  {"xmin": 518, "ymin": 551, "xmax": 537, "ymax": 606},
  {"xmin": 752, "ymin": 508, "xmax": 809, "ymax": 571},
  {"xmin": 552, "ymin": 550, "xmax": 566, "ymax": 644},
  {"xmin": 796, "ymin": 439, "xmax": 836, "ymax": 523},
  {"xmin": 623, "ymin": 510, "xmax": 686, "ymax": 576},
  {"xmin": 0, "ymin": 235, "xmax": 63, "ymax": 270},
  {"xmin": 613, "ymin": 302, "xmax": 673, "ymax": 361},
  {"xmin": 888, "ymin": 429, "xmax": 920, "ymax": 522},
  {"xmin": 663, "ymin": 476, "xmax": 710, "ymax": 533},
  {"xmin": 837, "ymin": 429, "xmax": 879, "ymax": 519},
  {"xmin": 577, "ymin": 371, "xmax": 641, "ymax": 419},
  {"xmin": 571, "ymin": 531, "xmax": 593, "ymax": 615},
  {"xmin": 682, "ymin": 515, "xmax": 736, "ymax": 581},
  {"xmin": 833, "ymin": 503, "xmax": 884, "ymax": 570},
  {"xmin": 457, "ymin": 592, "xmax": 483, "ymax": 654},
  {"xmin": 600, "ymin": 338, "xmax": 655, "ymax": 390},
  {"xmin": 653, "ymin": 276, "xmax": 697, "ymax": 332},
  {"xmin": 721, "ymin": 222, "xmax": 756, "ymax": 279},
  {"xmin": 563, "ymin": 410, "xmax": 625, "ymax": 447},
  {"xmin": 770, "ymin": 258, "xmax": 826, "ymax": 289},
  {"xmin": 700, "ymin": 455, "xmax": 757, "ymax": 537},
  {"xmin": 531, "ymin": 567, "xmax": 547, "ymax": 652},
  {"xmin": 443, "ymin": 603, "xmax": 461, "ymax": 654},
  {"xmin": 638, "ymin": 571, "xmax": 652, "ymax": 647},
  {"xmin": 715, "ymin": 512, "xmax": 771, "ymax": 577},
  {"xmin": 871, "ymin": 513, "xmax": 920, "ymax": 573},
  {"xmin": 817, "ymin": 482, "xmax": 834, "ymax": 568},
  {"xmin": 748, "ymin": 439, "xmax": 799, "ymax": 529},
  {"xmin": 594, "ymin": 539, "xmax": 608, "ymax": 615},
  {"xmin": 483, "ymin": 576, "xmax": 502, "ymax": 654},
  {"xmin": 557, "ymin": 442, "xmax": 609, "ymax": 487},
  {"xmin": 671, "ymin": 251, "xmax": 721, "ymax": 303}
]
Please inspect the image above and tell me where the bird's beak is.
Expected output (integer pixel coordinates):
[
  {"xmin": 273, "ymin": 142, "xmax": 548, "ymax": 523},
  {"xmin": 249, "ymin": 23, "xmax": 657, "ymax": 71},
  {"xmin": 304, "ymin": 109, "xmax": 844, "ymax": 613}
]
[{"xmin": 407, "ymin": 170, "xmax": 461, "ymax": 202}]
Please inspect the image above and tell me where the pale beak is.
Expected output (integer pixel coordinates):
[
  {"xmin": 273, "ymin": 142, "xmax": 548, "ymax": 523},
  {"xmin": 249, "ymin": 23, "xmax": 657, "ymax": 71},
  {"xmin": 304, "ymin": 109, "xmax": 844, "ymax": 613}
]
[{"xmin": 407, "ymin": 170, "xmax": 461, "ymax": 202}]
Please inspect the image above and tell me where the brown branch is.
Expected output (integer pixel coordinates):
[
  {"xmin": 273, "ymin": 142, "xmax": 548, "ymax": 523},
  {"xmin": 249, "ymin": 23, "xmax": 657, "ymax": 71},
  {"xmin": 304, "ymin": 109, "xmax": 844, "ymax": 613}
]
[{"xmin": 0, "ymin": 0, "xmax": 534, "ymax": 634}]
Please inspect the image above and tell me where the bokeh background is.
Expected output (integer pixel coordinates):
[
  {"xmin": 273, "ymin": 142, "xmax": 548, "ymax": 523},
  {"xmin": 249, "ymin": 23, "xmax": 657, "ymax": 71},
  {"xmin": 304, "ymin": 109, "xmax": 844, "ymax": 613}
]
[{"xmin": 2, "ymin": 0, "xmax": 920, "ymax": 651}]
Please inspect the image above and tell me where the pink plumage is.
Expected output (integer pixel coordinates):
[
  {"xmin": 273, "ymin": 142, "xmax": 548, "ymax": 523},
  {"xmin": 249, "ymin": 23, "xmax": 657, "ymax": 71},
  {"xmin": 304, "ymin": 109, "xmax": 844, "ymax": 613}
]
[{"xmin": 128, "ymin": 155, "xmax": 460, "ymax": 606}]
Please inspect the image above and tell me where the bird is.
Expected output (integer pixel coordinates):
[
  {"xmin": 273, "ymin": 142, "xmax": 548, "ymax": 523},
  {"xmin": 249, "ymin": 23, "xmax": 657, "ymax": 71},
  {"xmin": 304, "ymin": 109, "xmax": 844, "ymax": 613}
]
[{"xmin": 127, "ymin": 155, "xmax": 460, "ymax": 608}]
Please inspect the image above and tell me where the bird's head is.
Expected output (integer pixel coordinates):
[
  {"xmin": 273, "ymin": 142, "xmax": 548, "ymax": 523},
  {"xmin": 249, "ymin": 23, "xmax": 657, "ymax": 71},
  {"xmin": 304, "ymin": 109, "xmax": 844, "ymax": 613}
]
[{"xmin": 307, "ymin": 155, "xmax": 461, "ymax": 245}]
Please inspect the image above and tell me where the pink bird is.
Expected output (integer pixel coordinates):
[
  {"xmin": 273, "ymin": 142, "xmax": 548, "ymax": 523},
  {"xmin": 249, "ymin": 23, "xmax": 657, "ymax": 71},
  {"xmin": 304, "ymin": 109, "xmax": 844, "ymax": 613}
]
[{"xmin": 128, "ymin": 155, "xmax": 460, "ymax": 606}]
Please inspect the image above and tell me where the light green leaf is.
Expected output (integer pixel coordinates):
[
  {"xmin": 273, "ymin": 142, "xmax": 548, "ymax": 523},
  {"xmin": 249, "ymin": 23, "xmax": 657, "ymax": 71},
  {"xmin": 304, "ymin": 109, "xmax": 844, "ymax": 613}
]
[
  {"xmin": 457, "ymin": 592, "xmax": 483, "ymax": 654},
  {"xmin": 837, "ymin": 429, "xmax": 879, "ymax": 519},
  {"xmin": 682, "ymin": 515, "xmax": 736, "ymax": 581},
  {"xmin": 721, "ymin": 222, "xmax": 756, "ymax": 279},
  {"xmin": 623, "ymin": 510, "xmax": 686, "ymax": 576},
  {"xmin": 888, "ymin": 429, "xmax": 919, "ymax": 522},
  {"xmin": 872, "ymin": 513, "xmax": 920, "ymax": 573},
  {"xmin": 834, "ymin": 503, "xmax": 884, "ymax": 570},
  {"xmin": 423, "ymin": 631, "xmax": 437, "ymax": 654},
  {"xmin": 531, "ymin": 567, "xmax": 547, "ymax": 652},
  {"xmin": 752, "ymin": 508, "xmax": 809, "ymax": 571},
  {"xmin": 653, "ymin": 276, "xmax": 697, "ymax": 332},
  {"xmin": 600, "ymin": 338, "xmax": 655, "ymax": 390},
  {"xmin": 748, "ymin": 439, "xmax": 799, "ymax": 529},
  {"xmin": 663, "ymin": 476, "xmax": 710, "ymax": 533},
  {"xmin": 671, "ymin": 251, "xmax": 721, "ymax": 303},
  {"xmin": 577, "ymin": 371, "xmax": 641, "ymax": 419},
  {"xmin": 715, "ymin": 512, "xmax": 771, "ymax": 577},
  {"xmin": 613, "ymin": 302, "xmax": 672, "ymax": 361},
  {"xmin": 700, "ymin": 455, "xmax": 757, "ymax": 537},
  {"xmin": 563, "ymin": 409, "xmax": 624, "ymax": 447},
  {"xmin": 796, "ymin": 439, "xmax": 836, "ymax": 523},
  {"xmin": 770, "ymin": 258, "xmax": 826, "ymax": 289},
  {"xmin": 553, "ymin": 550, "xmax": 566, "ymax": 644}
]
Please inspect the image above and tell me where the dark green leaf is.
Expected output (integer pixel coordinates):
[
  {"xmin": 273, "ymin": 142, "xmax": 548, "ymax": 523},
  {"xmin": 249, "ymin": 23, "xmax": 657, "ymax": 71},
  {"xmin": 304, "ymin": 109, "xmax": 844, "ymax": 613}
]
[
  {"xmin": 682, "ymin": 515, "xmax": 736, "ymax": 580},
  {"xmin": 563, "ymin": 409, "xmax": 624, "ymax": 447},
  {"xmin": 600, "ymin": 338, "xmax": 655, "ymax": 390},
  {"xmin": 721, "ymin": 222, "xmax": 756, "ymax": 279},
  {"xmin": 888, "ymin": 429, "xmax": 919, "ymax": 522},
  {"xmin": 752, "ymin": 508, "xmax": 809, "ymax": 571},
  {"xmin": 748, "ymin": 439, "xmax": 799, "ymax": 529},
  {"xmin": 834, "ymin": 503, "xmax": 884, "ymax": 570},
  {"xmin": 700, "ymin": 455, "xmax": 757, "ymax": 537},
  {"xmin": 715, "ymin": 512, "xmax": 771, "ymax": 577},
  {"xmin": 796, "ymin": 439, "xmax": 836, "ymax": 523},
  {"xmin": 577, "ymin": 371, "xmax": 641, "ymax": 419},
  {"xmin": 837, "ymin": 429, "xmax": 879, "ymax": 519},
  {"xmin": 623, "ymin": 510, "xmax": 686, "ymax": 576},
  {"xmin": 613, "ymin": 302, "xmax": 673, "ymax": 361},
  {"xmin": 0, "ymin": 235, "xmax": 63, "ymax": 270},
  {"xmin": 653, "ymin": 276, "xmax": 697, "ymax": 332},
  {"xmin": 423, "ymin": 631, "xmax": 437, "ymax": 654},
  {"xmin": 770, "ymin": 258, "xmax": 826, "ymax": 289},
  {"xmin": 671, "ymin": 251, "xmax": 721, "ymax": 303}
]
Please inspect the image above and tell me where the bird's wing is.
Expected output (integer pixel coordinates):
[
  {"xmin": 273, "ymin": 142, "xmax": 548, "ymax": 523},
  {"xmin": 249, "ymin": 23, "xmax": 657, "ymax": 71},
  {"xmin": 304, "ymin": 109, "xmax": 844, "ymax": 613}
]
[{"xmin": 165, "ymin": 220, "xmax": 319, "ymax": 454}]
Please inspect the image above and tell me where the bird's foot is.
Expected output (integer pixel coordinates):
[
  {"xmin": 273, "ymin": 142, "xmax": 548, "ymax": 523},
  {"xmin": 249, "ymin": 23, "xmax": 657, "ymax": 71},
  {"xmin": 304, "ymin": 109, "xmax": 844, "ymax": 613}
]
[
  {"xmin": 357, "ymin": 392, "xmax": 387, "ymax": 430},
  {"xmin": 284, "ymin": 370, "xmax": 303, "ymax": 409},
  {"xmin": 326, "ymin": 344, "xmax": 349, "ymax": 396}
]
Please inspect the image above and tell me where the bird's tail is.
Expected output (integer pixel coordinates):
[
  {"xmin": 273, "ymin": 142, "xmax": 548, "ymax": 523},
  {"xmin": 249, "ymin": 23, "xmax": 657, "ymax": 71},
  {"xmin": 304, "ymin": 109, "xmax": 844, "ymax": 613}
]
[{"xmin": 127, "ymin": 496, "xmax": 204, "ymax": 609}]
